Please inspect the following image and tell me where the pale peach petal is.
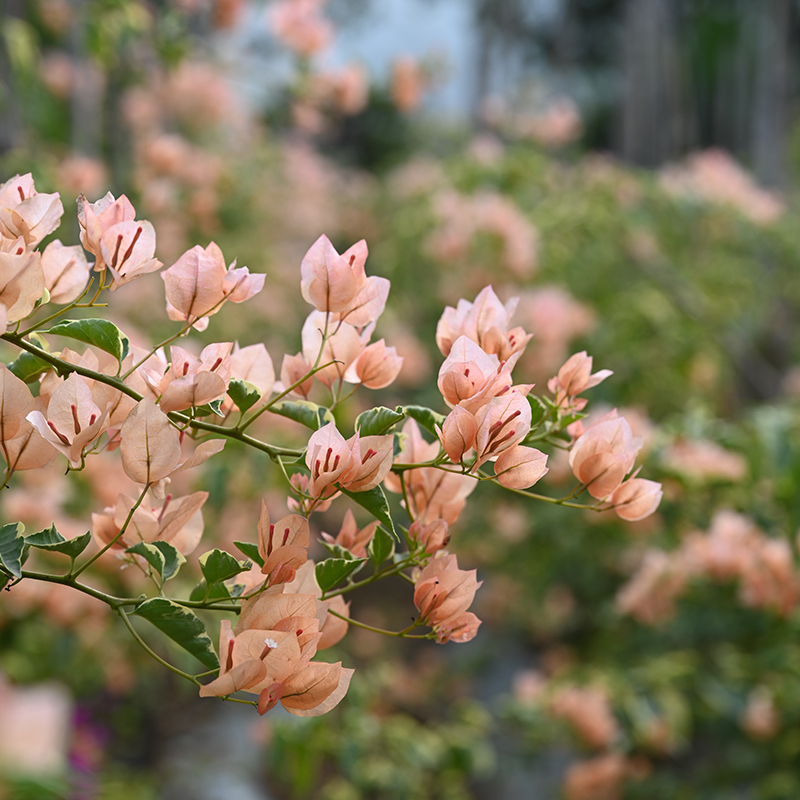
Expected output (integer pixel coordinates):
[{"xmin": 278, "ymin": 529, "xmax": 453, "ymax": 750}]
[{"xmin": 120, "ymin": 398, "xmax": 181, "ymax": 484}]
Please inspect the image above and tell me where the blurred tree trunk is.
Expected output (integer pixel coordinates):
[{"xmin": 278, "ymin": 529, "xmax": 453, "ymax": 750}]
[
  {"xmin": 0, "ymin": 0, "xmax": 26, "ymax": 155},
  {"xmin": 619, "ymin": 0, "xmax": 684, "ymax": 166},
  {"xmin": 70, "ymin": 0, "xmax": 103, "ymax": 161},
  {"xmin": 752, "ymin": 0, "xmax": 792, "ymax": 187}
]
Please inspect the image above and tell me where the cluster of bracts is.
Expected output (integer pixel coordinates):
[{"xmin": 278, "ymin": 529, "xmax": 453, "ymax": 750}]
[{"xmin": 0, "ymin": 173, "xmax": 661, "ymax": 715}]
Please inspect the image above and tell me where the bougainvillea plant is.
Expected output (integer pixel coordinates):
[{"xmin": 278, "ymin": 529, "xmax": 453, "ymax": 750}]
[{"xmin": 0, "ymin": 173, "xmax": 661, "ymax": 715}]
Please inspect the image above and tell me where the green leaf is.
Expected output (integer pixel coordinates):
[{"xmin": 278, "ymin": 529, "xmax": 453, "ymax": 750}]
[
  {"xmin": 189, "ymin": 579, "xmax": 232, "ymax": 602},
  {"xmin": 25, "ymin": 525, "xmax": 92, "ymax": 559},
  {"xmin": 401, "ymin": 405, "xmax": 445, "ymax": 437},
  {"xmin": 340, "ymin": 484, "xmax": 397, "ymax": 540},
  {"xmin": 355, "ymin": 406, "xmax": 405, "ymax": 437},
  {"xmin": 7, "ymin": 351, "xmax": 51, "ymax": 383},
  {"xmin": 126, "ymin": 542, "xmax": 165, "ymax": 579},
  {"xmin": 233, "ymin": 540, "xmax": 264, "ymax": 568},
  {"xmin": 44, "ymin": 318, "xmax": 130, "ymax": 362},
  {"xmin": 199, "ymin": 548, "xmax": 248, "ymax": 586},
  {"xmin": 132, "ymin": 598, "xmax": 219, "ymax": 669},
  {"xmin": 228, "ymin": 379, "xmax": 262, "ymax": 413},
  {"xmin": 368, "ymin": 526, "xmax": 395, "ymax": 566},
  {"xmin": 0, "ymin": 522, "xmax": 25, "ymax": 578},
  {"xmin": 320, "ymin": 541, "xmax": 359, "ymax": 560},
  {"xmin": 150, "ymin": 541, "xmax": 185, "ymax": 582},
  {"xmin": 315, "ymin": 557, "xmax": 366, "ymax": 594},
  {"xmin": 269, "ymin": 400, "xmax": 334, "ymax": 430},
  {"xmin": 192, "ymin": 398, "xmax": 224, "ymax": 417}
]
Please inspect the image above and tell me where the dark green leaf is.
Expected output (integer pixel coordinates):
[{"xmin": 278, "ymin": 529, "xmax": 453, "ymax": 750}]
[
  {"xmin": 132, "ymin": 598, "xmax": 219, "ymax": 669},
  {"xmin": 7, "ymin": 351, "xmax": 50, "ymax": 383},
  {"xmin": 228, "ymin": 379, "xmax": 262, "ymax": 413},
  {"xmin": 355, "ymin": 407, "xmax": 405, "ymax": 437},
  {"xmin": 44, "ymin": 318, "xmax": 130, "ymax": 362},
  {"xmin": 192, "ymin": 398, "xmax": 224, "ymax": 417},
  {"xmin": 401, "ymin": 405, "xmax": 445, "ymax": 438},
  {"xmin": 340, "ymin": 484, "xmax": 397, "ymax": 540},
  {"xmin": 199, "ymin": 548, "xmax": 248, "ymax": 586},
  {"xmin": 269, "ymin": 399, "xmax": 334, "ymax": 430},
  {"xmin": 189, "ymin": 579, "xmax": 232, "ymax": 602},
  {"xmin": 26, "ymin": 525, "xmax": 92, "ymax": 559},
  {"xmin": 234, "ymin": 541, "xmax": 264, "ymax": 568},
  {"xmin": 315, "ymin": 557, "xmax": 366, "ymax": 594},
  {"xmin": 126, "ymin": 542, "xmax": 165, "ymax": 579},
  {"xmin": 0, "ymin": 522, "xmax": 25, "ymax": 578},
  {"xmin": 368, "ymin": 525, "xmax": 395, "ymax": 566}
]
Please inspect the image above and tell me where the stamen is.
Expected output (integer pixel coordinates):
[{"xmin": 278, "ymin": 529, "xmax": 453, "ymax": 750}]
[
  {"xmin": 111, "ymin": 234, "xmax": 124, "ymax": 268},
  {"xmin": 362, "ymin": 448, "xmax": 376, "ymax": 464},
  {"xmin": 17, "ymin": 186, "xmax": 25, "ymax": 201},
  {"xmin": 282, "ymin": 526, "xmax": 290, "ymax": 546},
  {"xmin": 157, "ymin": 494, "xmax": 173, "ymax": 525},
  {"xmin": 47, "ymin": 421, "xmax": 70, "ymax": 446},
  {"xmin": 182, "ymin": 361, "xmax": 190, "ymax": 376},
  {"xmin": 209, "ymin": 357, "xmax": 223, "ymax": 372},
  {"xmin": 120, "ymin": 226, "xmax": 143, "ymax": 266},
  {"xmin": 323, "ymin": 447, "xmax": 333, "ymax": 471},
  {"xmin": 70, "ymin": 404, "xmax": 81, "ymax": 434}
]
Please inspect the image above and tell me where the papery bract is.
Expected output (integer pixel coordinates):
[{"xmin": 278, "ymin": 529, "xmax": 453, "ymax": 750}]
[
  {"xmin": 77, "ymin": 191, "xmax": 136, "ymax": 269},
  {"xmin": 472, "ymin": 389, "xmax": 532, "ymax": 470},
  {"xmin": 119, "ymin": 398, "xmax": 181, "ymax": 484},
  {"xmin": 494, "ymin": 444, "xmax": 548, "ymax": 489},
  {"xmin": 41, "ymin": 240, "xmax": 90, "ymax": 304},
  {"xmin": 439, "ymin": 405, "xmax": 478, "ymax": 463},
  {"xmin": 280, "ymin": 352, "xmax": 314, "ymax": 399},
  {"xmin": 610, "ymin": 478, "xmax": 663, "ymax": 521},
  {"xmin": 436, "ymin": 285, "xmax": 531, "ymax": 361},
  {"xmin": 0, "ymin": 363, "xmax": 34, "ymax": 443},
  {"xmin": 338, "ymin": 431, "xmax": 394, "ymax": 492},
  {"xmin": 0, "ymin": 173, "xmax": 63, "ymax": 247},
  {"xmin": 301, "ymin": 311, "xmax": 362, "ymax": 388},
  {"xmin": 408, "ymin": 518, "xmax": 450, "ymax": 554},
  {"xmin": 300, "ymin": 235, "xmax": 367, "ymax": 314},
  {"xmin": 305, "ymin": 422, "xmax": 351, "ymax": 499},
  {"xmin": 0, "ymin": 248, "xmax": 45, "ymax": 334},
  {"xmin": 162, "ymin": 242, "xmax": 228, "ymax": 323},
  {"xmin": 100, "ymin": 220, "xmax": 162, "ymax": 290},
  {"xmin": 321, "ymin": 509, "xmax": 377, "ymax": 558},
  {"xmin": 413, "ymin": 553, "xmax": 482, "ymax": 640},
  {"xmin": 547, "ymin": 351, "xmax": 612, "ymax": 402},
  {"xmin": 257, "ymin": 502, "xmax": 310, "ymax": 587},
  {"xmin": 343, "ymin": 339, "xmax": 403, "ymax": 389},
  {"xmin": 27, "ymin": 373, "xmax": 108, "ymax": 468},
  {"xmin": 92, "ymin": 491, "xmax": 207, "ymax": 555},
  {"xmin": 569, "ymin": 411, "xmax": 642, "ymax": 499},
  {"xmin": 158, "ymin": 342, "xmax": 232, "ymax": 413}
]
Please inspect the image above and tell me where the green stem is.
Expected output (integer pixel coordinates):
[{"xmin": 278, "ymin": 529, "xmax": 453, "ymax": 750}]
[
  {"xmin": 0, "ymin": 334, "xmax": 304, "ymax": 460},
  {"xmin": 321, "ymin": 558, "xmax": 415, "ymax": 600},
  {"xmin": 238, "ymin": 359, "xmax": 340, "ymax": 432},
  {"xmin": 327, "ymin": 608, "xmax": 430, "ymax": 639},
  {"xmin": 116, "ymin": 607, "xmax": 201, "ymax": 687},
  {"xmin": 72, "ymin": 483, "xmax": 150, "ymax": 578},
  {"xmin": 17, "ymin": 274, "xmax": 102, "ymax": 337}
]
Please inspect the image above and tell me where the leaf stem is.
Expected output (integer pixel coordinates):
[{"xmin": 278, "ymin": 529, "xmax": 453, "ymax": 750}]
[{"xmin": 116, "ymin": 607, "xmax": 201, "ymax": 687}]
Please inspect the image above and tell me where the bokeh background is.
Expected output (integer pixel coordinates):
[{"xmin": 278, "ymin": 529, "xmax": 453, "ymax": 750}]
[{"xmin": 3, "ymin": 1, "xmax": 800, "ymax": 798}]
